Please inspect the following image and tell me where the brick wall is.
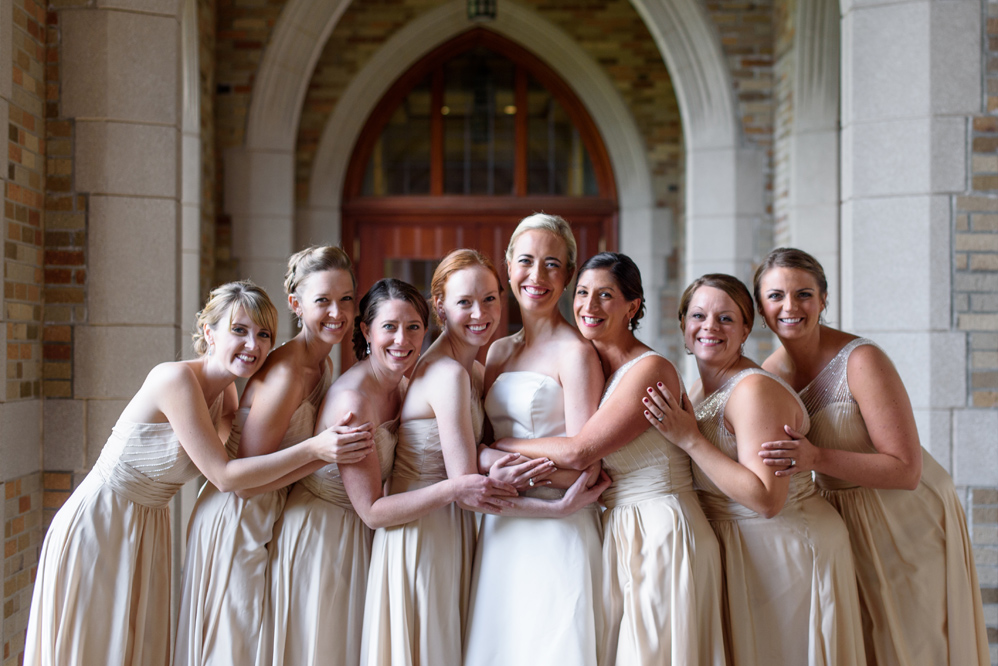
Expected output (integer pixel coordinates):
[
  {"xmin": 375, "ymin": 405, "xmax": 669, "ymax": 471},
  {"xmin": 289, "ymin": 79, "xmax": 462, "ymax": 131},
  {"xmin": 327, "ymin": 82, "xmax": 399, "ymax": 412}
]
[
  {"xmin": 200, "ymin": 0, "xmax": 217, "ymax": 295},
  {"xmin": 772, "ymin": 0, "xmax": 793, "ymax": 244},
  {"xmin": 2, "ymin": 475, "xmax": 42, "ymax": 666}
]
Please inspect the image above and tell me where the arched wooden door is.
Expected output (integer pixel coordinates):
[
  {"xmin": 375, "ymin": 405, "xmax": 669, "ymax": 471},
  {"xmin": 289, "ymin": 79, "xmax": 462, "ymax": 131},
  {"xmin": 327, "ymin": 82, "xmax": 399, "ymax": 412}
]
[{"xmin": 342, "ymin": 29, "xmax": 618, "ymax": 364}]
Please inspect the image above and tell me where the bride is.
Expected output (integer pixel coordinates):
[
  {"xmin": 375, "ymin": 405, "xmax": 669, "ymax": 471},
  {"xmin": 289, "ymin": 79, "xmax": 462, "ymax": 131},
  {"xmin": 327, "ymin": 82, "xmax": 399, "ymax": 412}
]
[{"xmin": 464, "ymin": 214, "xmax": 606, "ymax": 666}]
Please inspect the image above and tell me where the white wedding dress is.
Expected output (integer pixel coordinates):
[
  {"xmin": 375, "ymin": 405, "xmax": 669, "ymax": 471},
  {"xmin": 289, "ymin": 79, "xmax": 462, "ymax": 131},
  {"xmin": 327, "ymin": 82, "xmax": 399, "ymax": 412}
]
[{"xmin": 463, "ymin": 371, "xmax": 603, "ymax": 666}]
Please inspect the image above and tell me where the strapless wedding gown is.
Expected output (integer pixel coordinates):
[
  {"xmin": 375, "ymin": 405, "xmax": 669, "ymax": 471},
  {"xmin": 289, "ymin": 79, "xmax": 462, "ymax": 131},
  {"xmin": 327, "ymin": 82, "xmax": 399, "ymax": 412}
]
[{"xmin": 463, "ymin": 371, "xmax": 603, "ymax": 666}]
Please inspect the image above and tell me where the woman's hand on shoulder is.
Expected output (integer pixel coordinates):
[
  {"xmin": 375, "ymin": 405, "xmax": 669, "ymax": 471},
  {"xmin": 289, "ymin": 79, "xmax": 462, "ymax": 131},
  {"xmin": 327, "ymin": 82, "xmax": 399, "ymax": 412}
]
[
  {"xmin": 642, "ymin": 381, "xmax": 701, "ymax": 451},
  {"xmin": 312, "ymin": 389, "xmax": 376, "ymax": 464},
  {"xmin": 758, "ymin": 425, "xmax": 816, "ymax": 476}
]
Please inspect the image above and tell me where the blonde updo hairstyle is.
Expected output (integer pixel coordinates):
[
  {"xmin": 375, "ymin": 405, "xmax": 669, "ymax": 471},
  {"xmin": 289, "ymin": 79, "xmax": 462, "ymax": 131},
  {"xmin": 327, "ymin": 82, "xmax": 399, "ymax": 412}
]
[
  {"xmin": 505, "ymin": 213, "xmax": 578, "ymax": 280},
  {"xmin": 192, "ymin": 281, "xmax": 278, "ymax": 357},
  {"xmin": 284, "ymin": 245, "xmax": 354, "ymax": 305},
  {"xmin": 678, "ymin": 274, "xmax": 755, "ymax": 332},
  {"xmin": 429, "ymin": 249, "xmax": 504, "ymax": 326}
]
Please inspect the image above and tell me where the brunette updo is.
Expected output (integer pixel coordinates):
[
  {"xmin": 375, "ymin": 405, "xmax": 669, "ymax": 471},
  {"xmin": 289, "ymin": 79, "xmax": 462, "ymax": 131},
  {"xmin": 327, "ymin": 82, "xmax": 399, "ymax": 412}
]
[
  {"xmin": 191, "ymin": 281, "xmax": 278, "ymax": 356},
  {"xmin": 352, "ymin": 278, "xmax": 430, "ymax": 360},
  {"xmin": 284, "ymin": 245, "xmax": 354, "ymax": 304},
  {"xmin": 752, "ymin": 247, "xmax": 828, "ymax": 311},
  {"xmin": 577, "ymin": 252, "xmax": 645, "ymax": 330},
  {"xmin": 678, "ymin": 274, "xmax": 755, "ymax": 331},
  {"xmin": 429, "ymin": 249, "xmax": 503, "ymax": 326}
]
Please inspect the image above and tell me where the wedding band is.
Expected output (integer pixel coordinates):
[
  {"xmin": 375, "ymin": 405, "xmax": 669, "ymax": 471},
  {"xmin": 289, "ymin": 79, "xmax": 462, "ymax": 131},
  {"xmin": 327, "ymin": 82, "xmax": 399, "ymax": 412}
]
[
  {"xmin": 656, "ymin": 415, "xmax": 663, "ymax": 423},
  {"xmin": 790, "ymin": 458, "xmax": 796, "ymax": 468},
  {"xmin": 528, "ymin": 478, "xmax": 535, "ymax": 487}
]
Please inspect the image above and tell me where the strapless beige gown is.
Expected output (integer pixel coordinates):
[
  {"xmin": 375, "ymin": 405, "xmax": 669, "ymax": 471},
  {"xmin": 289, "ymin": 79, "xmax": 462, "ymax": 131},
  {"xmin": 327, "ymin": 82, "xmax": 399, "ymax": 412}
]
[
  {"xmin": 359, "ymin": 390, "xmax": 483, "ymax": 665},
  {"xmin": 257, "ymin": 420, "xmax": 398, "ymax": 666},
  {"xmin": 599, "ymin": 352, "xmax": 727, "ymax": 666},
  {"xmin": 803, "ymin": 338, "xmax": 989, "ymax": 665},
  {"xmin": 174, "ymin": 362, "xmax": 331, "ymax": 665},
  {"xmin": 695, "ymin": 368, "xmax": 866, "ymax": 666},
  {"xmin": 24, "ymin": 396, "xmax": 223, "ymax": 666}
]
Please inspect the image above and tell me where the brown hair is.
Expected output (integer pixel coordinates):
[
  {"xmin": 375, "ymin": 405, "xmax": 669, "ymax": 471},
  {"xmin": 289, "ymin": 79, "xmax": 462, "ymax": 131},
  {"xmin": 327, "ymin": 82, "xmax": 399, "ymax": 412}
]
[
  {"xmin": 284, "ymin": 246, "xmax": 354, "ymax": 304},
  {"xmin": 678, "ymin": 274, "xmax": 754, "ymax": 331},
  {"xmin": 577, "ymin": 252, "xmax": 645, "ymax": 331},
  {"xmin": 192, "ymin": 281, "xmax": 278, "ymax": 356},
  {"xmin": 505, "ymin": 213, "xmax": 578, "ymax": 279},
  {"xmin": 752, "ymin": 247, "xmax": 828, "ymax": 310},
  {"xmin": 352, "ymin": 278, "xmax": 430, "ymax": 360},
  {"xmin": 429, "ymin": 249, "xmax": 503, "ymax": 326}
]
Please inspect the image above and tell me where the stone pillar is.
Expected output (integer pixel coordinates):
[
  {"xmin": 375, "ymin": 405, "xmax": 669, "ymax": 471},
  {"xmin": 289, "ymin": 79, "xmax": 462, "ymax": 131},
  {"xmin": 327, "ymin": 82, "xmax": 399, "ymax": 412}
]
[
  {"xmin": 61, "ymin": 4, "xmax": 182, "ymax": 462},
  {"xmin": 839, "ymin": 0, "xmax": 979, "ymax": 464}
]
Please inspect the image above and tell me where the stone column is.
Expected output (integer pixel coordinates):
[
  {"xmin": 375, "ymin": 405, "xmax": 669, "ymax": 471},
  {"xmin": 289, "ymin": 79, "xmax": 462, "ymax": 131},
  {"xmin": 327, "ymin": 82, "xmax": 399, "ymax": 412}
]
[
  {"xmin": 839, "ymin": 0, "xmax": 979, "ymax": 464},
  {"xmin": 61, "ymin": 3, "xmax": 182, "ymax": 464}
]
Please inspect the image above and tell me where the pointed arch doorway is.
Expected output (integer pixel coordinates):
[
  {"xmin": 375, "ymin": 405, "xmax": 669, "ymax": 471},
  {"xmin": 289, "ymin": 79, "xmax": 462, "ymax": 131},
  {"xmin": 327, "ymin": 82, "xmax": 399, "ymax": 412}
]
[{"xmin": 341, "ymin": 28, "xmax": 618, "ymax": 364}]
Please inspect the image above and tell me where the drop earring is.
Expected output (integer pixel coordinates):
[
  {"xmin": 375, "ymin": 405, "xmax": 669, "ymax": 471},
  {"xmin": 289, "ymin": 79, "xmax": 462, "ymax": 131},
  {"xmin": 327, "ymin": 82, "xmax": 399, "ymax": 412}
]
[{"xmin": 365, "ymin": 341, "xmax": 371, "ymax": 356}]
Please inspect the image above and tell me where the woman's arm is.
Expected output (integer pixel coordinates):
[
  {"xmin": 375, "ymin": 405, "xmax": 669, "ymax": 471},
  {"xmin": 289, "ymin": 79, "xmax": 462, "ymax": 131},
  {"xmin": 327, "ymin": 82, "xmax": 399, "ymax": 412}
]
[
  {"xmin": 155, "ymin": 365, "xmax": 343, "ymax": 492},
  {"xmin": 759, "ymin": 344, "xmax": 921, "ymax": 489},
  {"xmin": 494, "ymin": 356, "xmax": 682, "ymax": 470},
  {"xmin": 499, "ymin": 463, "xmax": 612, "ymax": 518},
  {"xmin": 644, "ymin": 375, "xmax": 797, "ymax": 518},
  {"xmin": 560, "ymin": 338, "xmax": 603, "ymax": 436}
]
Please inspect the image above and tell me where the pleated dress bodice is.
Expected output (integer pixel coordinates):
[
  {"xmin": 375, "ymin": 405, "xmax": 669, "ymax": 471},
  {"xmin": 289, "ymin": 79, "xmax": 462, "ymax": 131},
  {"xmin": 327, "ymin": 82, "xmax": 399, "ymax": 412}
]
[
  {"xmin": 299, "ymin": 420, "xmax": 399, "ymax": 507},
  {"xmin": 694, "ymin": 368, "xmax": 815, "ymax": 521},
  {"xmin": 94, "ymin": 394, "xmax": 224, "ymax": 508},
  {"xmin": 600, "ymin": 352, "xmax": 695, "ymax": 508},
  {"xmin": 390, "ymin": 388, "xmax": 483, "ymax": 490}
]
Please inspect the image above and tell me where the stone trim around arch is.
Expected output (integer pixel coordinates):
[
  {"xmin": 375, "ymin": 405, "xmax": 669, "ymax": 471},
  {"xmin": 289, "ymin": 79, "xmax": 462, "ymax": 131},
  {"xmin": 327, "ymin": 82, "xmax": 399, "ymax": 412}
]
[{"xmin": 229, "ymin": 0, "xmax": 761, "ymax": 344}]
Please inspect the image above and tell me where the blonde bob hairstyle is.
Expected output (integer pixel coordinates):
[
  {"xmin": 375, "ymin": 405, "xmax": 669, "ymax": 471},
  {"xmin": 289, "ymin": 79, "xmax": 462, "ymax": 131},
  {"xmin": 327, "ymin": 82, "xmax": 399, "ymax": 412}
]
[
  {"xmin": 191, "ymin": 281, "xmax": 279, "ymax": 356},
  {"xmin": 504, "ymin": 213, "xmax": 578, "ymax": 279},
  {"xmin": 429, "ymin": 249, "xmax": 504, "ymax": 326}
]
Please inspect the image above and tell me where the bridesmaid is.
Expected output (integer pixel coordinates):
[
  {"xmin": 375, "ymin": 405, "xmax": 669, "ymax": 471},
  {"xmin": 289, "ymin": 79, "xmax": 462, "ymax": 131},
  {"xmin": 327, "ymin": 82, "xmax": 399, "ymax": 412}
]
[
  {"xmin": 753, "ymin": 248, "xmax": 989, "ymax": 665},
  {"xmin": 175, "ymin": 247, "xmax": 373, "ymax": 665},
  {"xmin": 492, "ymin": 252, "xmax": 726, "ymax": 666},
  {"xmin": 644, "ymin": 274, "xmax": 865, "ymax": 666},
  {"xmin": 24, "ymin": 282, "xmax": 351, "ymax": 666},
  {"xmin": 263, "ymin": 278, "xmax": 516, "ymax": 666},
  {"xmin": 464, "ymin": 214, "xmax": 607, "ymax": 666}
]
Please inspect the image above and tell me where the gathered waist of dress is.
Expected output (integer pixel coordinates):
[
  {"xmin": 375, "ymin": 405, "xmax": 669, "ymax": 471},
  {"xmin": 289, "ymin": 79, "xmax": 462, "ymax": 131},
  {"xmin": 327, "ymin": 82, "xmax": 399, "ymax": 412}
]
[
  {"xmin": 298, "ymin": 474, "xmax": 355, "ymax": 510},
  {"xmin": 815, "ymin": 472, "xmax": 859, "ymax": 491},
  {"xmin": 390, "ymin": 451, "xmax": 447, "ymax": 484},
  {"xmin": 601, "ymin": 466, "xmax": 693, "ymax": 509},
  {"xmin": 94, "ymin": 448, "xmax": 183, "ymax": 509},
  {"xmin": 699, "ymin": 477, "xmax": 816, "ymax": 521}
]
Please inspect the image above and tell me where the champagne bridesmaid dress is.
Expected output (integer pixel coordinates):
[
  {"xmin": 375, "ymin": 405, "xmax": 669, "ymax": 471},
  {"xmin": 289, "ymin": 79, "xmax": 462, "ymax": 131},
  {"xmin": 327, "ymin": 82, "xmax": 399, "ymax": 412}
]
[
  {"xmin": 257, "ymin": 419, "xmax": 399, "ymax": 666},
  {"xmin": 174, "ymin": 360, "xmax": 331, "ymax": 665},
  {"xmin": 24, "ymin": 396, "xmax": 224, "ymax": 666},
  {"xmin": 359, "ymin": 385, "xmax": 483, "ymax": 665},
  {"xmin": 802, "ymin": 338, "xmax": 989, "ymax": 666},
  {"xmin": 599, "ymin": 352, "xmax": 727, "ymax": 666},
  {"xmin": 694, "ymin": 368, "xmax": 866, "ymax": 666}
]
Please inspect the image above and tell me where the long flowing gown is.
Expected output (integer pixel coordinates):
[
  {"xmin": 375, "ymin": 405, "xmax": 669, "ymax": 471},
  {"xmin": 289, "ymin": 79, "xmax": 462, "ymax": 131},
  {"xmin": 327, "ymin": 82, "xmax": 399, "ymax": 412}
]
[
  {"xmin": 463, "ymin": 371, "xmax": 603, "ymax": 666},
  {"xmin": 23, "ymin": 396, "xmax": 224, "ymax": 666},
  {"xmin": 599, "ymin": 351, "xmax": 727, "ymax": 666},
  {"xmin": 802, "ymin": 338, "xmax": 989, "ymax": 665},
  {"xmin": 257, "ymin": 419, "xmax": 399, "ymax": 666},
  {"xmin": 359, "ymin": 387, "xmax": 483, "ymax": 665},
  {"xmin": 694, "ymin": 368, "xmax": 866, "ymax": 666},
  {"xmin": 174, "ymin": 360, "xmax": 331, "ymax": 666}
]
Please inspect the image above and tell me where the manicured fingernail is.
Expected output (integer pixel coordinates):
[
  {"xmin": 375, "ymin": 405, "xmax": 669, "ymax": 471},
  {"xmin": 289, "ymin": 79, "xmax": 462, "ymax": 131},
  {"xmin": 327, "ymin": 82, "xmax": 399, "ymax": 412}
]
[
  {"xmin": 647, "ymin": 387, "xmax": 653, "ymax": 393},
  {"xmin": 643, "ymin": 398, "xmax": 649, "ymax": 403},
  {"xmin": 657, "ymin": 382, "xmax": 663, "ymax": 387}
]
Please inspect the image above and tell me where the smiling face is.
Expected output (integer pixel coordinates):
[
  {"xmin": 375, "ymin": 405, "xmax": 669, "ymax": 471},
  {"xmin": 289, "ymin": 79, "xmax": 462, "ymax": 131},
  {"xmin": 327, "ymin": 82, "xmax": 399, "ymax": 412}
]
[
  {"xmin": 438, "ymin": 265, "xmax": 502, "ymax": 348},
  {"xmin": 507, "ymin": 229, "xmax": 571, "ymax": 315},
  {"xmin": 361, "ymin": 298, "xmax": 426, "ymax": 374},
  {"xmin": 682, "ymin": 286, "xmax": 751, "ymax": 364},
  {"xmin": 292, "ymin": 268, "xmax": 356, "ymax": 346},
  {"xmin": 205, "ymin": 305, "xmax": 274, "ymax": 377},
  {"xmin": 574, "ymin": 267, "xmax": 640, "ymax": 342},
  {"xmin": 756, "ymin": 266, "xmax": 826, "ymax": 341}
]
